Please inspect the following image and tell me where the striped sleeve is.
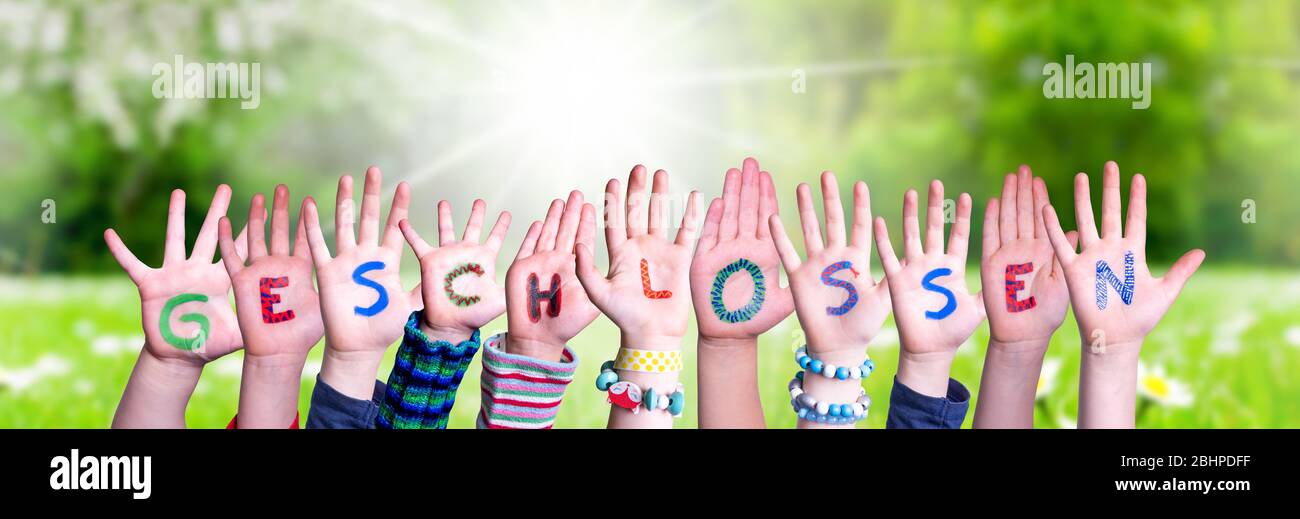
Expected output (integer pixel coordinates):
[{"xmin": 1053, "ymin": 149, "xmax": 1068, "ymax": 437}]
[{"xmin": 477, "ymin": 332, "xmax": 578, "ymax": 429}]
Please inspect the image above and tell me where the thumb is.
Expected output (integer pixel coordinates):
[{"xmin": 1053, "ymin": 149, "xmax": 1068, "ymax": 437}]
[
  {"xmin": 408, "ymin": 284, "xmax": 425, "ymax": 312},
  {"xmin": 1161, "ymin": 248, "xmax": 1206, "ymax": 301}
]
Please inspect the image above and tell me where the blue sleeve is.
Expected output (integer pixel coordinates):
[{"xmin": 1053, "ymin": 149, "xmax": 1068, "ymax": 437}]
[
  {"xmin": 885, "ymin": 376, "xmax": 970, "ymax": 429},
  {"xmin": 305, "ymin": 375, "xmax": 387, "ymax": 429}
]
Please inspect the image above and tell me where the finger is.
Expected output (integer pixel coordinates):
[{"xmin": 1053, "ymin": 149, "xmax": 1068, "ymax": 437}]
[
  {"xmin": 769, "ymin": 214, "xmax": 802, "ymax": 271},
  {"xmin": 1126, "ymin": 173, "xmax": 1147, "ymax": 247},
  {"xmin": 738, "ymin": 157, "xmax": 760, "ymax": 238},
  {"xmin": 485, "ymin": 211, "xmax": 511, "ymax": 253},
  {"xmin": 796, "ymin": 183, "xmax": 824, "ymax": 255},
  {"xmin": 1074, "ymin": 172, "xmax": 1100, "ymax": 247},
  {"xmin": 191, "ymin": 184, "xmax": 232, "ymax": 262},
  {"xmin": 217, "ymin": 217, "xmax": 242, "ymax": 278},
  {"xmin": 334, "ymin": 175, "xmax": 356, "ymax": 252},
  {"xmin": 293, "ymin": 201, "xmax": 310, "ymax": 260},
  {"xmin": 1032, "ymin": 176, "xmax": 1050, "ymax": 240},
  {"xmin": 247, "ymin": 193, "xmax": 268, "ymax": 259},
  {"xmin": 574, "ymin": 242, "xmax": 611, "ymax": 308},
  {"xmin": 1016, "ymin": 165, "xmax": 1034, "ymax": 239},
  {"xmin": 648, "ymin": 169, "xmax": 668, "ymax": 237},
  {"xmin": 358, "ymin": 166, "xmax": 383, "ymax": 246},
  {"xmin": 104, "ymin": 229, "xmax": 149, "ymax": 283},
  {"xmin": 821, "ymin": 171, "xmax": 847, "ymax": 247},
  {"xmin": 1161, "ymin": 249, "xmax": 1206, "ymax": 300},
  {"xmin": 604, "ymin": 177, "xmax": 626, "ymax": 249},
  {"xmin": 947, "ymin": 193, "xmax": 972, "ymax": 265},
  {"xmin": 674, "ymin": 191, "xmax": 701, "ymax": 246},
  {"xmin": 757, "ymin": 170, "xmax": 778, "ymax": 239},
  {"xmin": 901, "ymin": 189, "xmax": 922, "ymax": 260},
  {"xmin": 999, "ymin": 173, "xmax": 1017, "ymax": 245},
  {"xmin": 233, "ymin": 220, "xmax": 250, "ymax": 263},
  {"xmin": 399, "ymin": 219, "xmax": 434, "ymax": 257},
  {"xmin": 463, "ymin": 199, "xmax": 486, "ymax": 243},
  {"xmin": 382, "ymin": 181, "xmax": 410, "ymax": 251},
  {"xmin": 556, "ymin": 190, "xmax": 584, "ymax": 253},
  {"xmin": 982, "ymin": 198, "xmax": 1000, "ymax": 260},
  {"xmin": 1100, "ymin": 160, "xmax": 1124, "ymax": 240},
  {"xmin": 269, "ymin": 184, "xmax": 291, "ymax": 256},
  {"xmin": 1052, "ymin": 231, "xmax": 1079, "ymax": 279},
  {"xmin": 537, "ymin": 199, "xmax": 564, "ymax": 252},
  {"xmin": 872, "ymin": 217, "xmax": 902, "ymax": 275},
  {"xmin": 303, "ymin": 197, "xmax": 331, "ymax": 268},
  {"xmin": 850, "ymin": 181, "xmax": 872, "ymax": 250},
  {"xmin": 696, "ymin": 198, "xmax": 723, "ymax": 255},
  {"xmin": 438, "ymin": 200, "xmax": 456, "ymax": 246},
  {"xmin": 625, "ymin": 165, "xmax": 648, "ymax": 238},
  {"xmin": 408, "ymin": 285, "xmax": 424, "ymax": 313},
  {"xmin": 515, "ymin": 221, "xmax": 542, "ymax": 261},
  {"xmin": 1042, "ymin": 205, "xmax": 1078, "ymax": 266},
  {"xmin": 576, "ymin": 202, "xmax": 596, "ymax": 256},
  {"xmin": 718, "ymin": 167, "xmax": 741, "ymax": 240},
  {"xmin": 163, "ymin": 189, "xmax": 187, "ymax": 265},
  {"xmin": 974, "ymin": 290, "xmax": 987, "ymax": 320},
  {"xmin": 924, "ymin": 180, "xmax": 945, "ymax": 255}
]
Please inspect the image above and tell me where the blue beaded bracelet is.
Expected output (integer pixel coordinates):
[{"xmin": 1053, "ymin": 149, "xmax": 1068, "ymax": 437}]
[
  {"xmin": 596, "ymin": 360, "xmax": 685, "ymax": 417},
  {"xmin": 788, "ymin": 372, "xmax": 871, "ymax": 424},
  {"xmin": 794, "ymin": 346, "xmax": 874, "ymax": 380}
]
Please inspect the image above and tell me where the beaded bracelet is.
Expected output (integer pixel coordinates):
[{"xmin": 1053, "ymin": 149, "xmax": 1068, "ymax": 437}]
[
  {"xmin": 794, "ymin": 346, "xmax": 875, "ymax": 380},
  {"xmin": 788, "ymin": 372, "xmax": 871, "ymax": 424},
  {"xmin": 596, "ymin": 361, "xmax": 685, "ymax": 417}
]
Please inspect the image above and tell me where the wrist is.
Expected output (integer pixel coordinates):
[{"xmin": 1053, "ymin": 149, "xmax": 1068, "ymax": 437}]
[
  {"xmin": 137, "ymin": 348, "xmax": 206, "ymax": 390},
  {"xmin": 319, "ymin": 346, "xmax": 383, "ymax": 401},
  {"xmin": 697, "ymin": 335, "xmax": 755, "ymax": 350},
  {"xmin": 1081, "ymin": 338, "xmax": 1142, "ymax": 373},
  {"xmin": 237, "ymin": 353, "xmax": 308, "ymax": 428},
  {"xmin": 986, "ymin": 338, "xmax": 1050, "ymax": 368},
  {"xmin": 418, "ymin": 315, "xmax": 476, "ymax": 345},
  {"xmin": 504, "ymin": 334, "xmax": 565, "ymax": 363},
  {"xmin": 619, "ymin": 331, "xmax": 683, "ymax": 351},
  {"xmin": 896, "ymin": 350, "xmax": 956, "ymax": 398}
]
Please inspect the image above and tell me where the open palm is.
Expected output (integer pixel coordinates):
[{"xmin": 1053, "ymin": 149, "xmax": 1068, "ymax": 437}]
[
  {"xmin": 303, "ymin": 167, "xmax": 415, "ymax": 355},
  {"xmin": 576, "ymin": 166, "xmax": 699, "ymax": 339},
  {"xmin": 401, "ymin": 198, "xmax": 511, "ymax": 334},
  {"xmin": 980, "ymin": 166, "xmax": 1077, "ymax": 346},
  {"xmin": 105, "ymin": 185, "xmax": 247, "ymax": 364},
  {"xmin": 219, "ymin": 185, "xmax": 324, "ymax": 357},
  {"xmin": 1043, "ymin": 161, "xmax": 1204, "ymax": 352},
  {"xmin": 689, "ymin": 157, "xmax": 793, "ymax": 340},
  {"xmin": 505, "ymin": 191, "xmax": 600, "ymax": 349},
  {"xmin": 874, "ymin": 181, "xmax": 984, "ymax": 355},
  {"xmin": 770, "ymin": 171, "xmax": 890, "ymax": 355}
]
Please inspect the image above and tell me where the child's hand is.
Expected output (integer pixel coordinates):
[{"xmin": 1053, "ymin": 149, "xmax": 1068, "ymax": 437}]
[
  {"xmin": 769, "ymin": 172, "xmax": 890, "ymax": 356},
  {"xmin": 575, "ymin": 166, "xmax": 699, "ymax": 345},
  {"xmin": 689, "ymin": 157, "xmax": 793, "ymax": 341},
  {"xmin": 1043, "ymin": 161, "xmax": 1204, "ymax": 355},
  {"xmin": 303, "ymin": 167, "xmax": 415, "ymax": 398},
  {"xmin": 105, "ymin": 185, "xmax": 247, "ymax": 365},
  {"xmin": 504, "ymin": 191, "xmax": 600, "ymax": 361},
  {"xmin": 399, "ymin": 199, "xmax": 511, "ymax": 338},
  {"xmin": 874, "ymin": 181, "xmax": 984, "ymax": 396},
  {"xmin": 218, "ymin": 185, "xmax": 324, "ymax": 358},
  {"xmin": 980, "ymin": 166, "xmax": 1077, "ymax": 348}
]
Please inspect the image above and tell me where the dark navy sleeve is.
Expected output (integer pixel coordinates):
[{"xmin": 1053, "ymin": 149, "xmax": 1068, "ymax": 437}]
[
  {"xmin": 305, "ymin": 375, "xmax": 386, "ymax": 429},
  {"xmin": 885, "ymin": 376, "xmax": 970, "ymax": 429}
]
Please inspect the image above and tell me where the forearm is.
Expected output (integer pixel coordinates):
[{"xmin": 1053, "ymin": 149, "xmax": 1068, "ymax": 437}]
[
  {"xmin": 113, "ymin": 348, "xmax": 203, "ymax": 428},
  {"xmin": 796, "ymin": 348, "xmax": 868, "ymax": 430},
  {"xmin": 607, "ymin": 333, "xmax": 682, "ymax": 429},
  {"xmin": 237, "ymin": 353, "xmax": 308, "ymax": 428},
  {"xmin": 973, "ymin": 339, "xmax": 1048, "ymax": 428},
  {"xmin": 1078, "ymin": 340, "xmax": 1141, "ymax": 428},
  {"xmin": 896, "ymin": 349, "xmax": 956, "ymax": 398},
  {"xmin": 697, "ymin": 336, "xmax": 764, "ymax": 428},
  {"xmin": 319, "ymin": 347, "xmax": 383, "ymax": 401}
]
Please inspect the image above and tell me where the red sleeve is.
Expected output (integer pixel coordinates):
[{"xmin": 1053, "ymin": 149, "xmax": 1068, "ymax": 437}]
[{"xmin": 227, "ymin": 414, "xmax": 301, "ymax": 429}]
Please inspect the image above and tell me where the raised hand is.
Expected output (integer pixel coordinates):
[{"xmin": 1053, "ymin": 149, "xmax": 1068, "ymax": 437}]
[
  {"xmin": 973, "ymin": 166, "xmax": 1076, "ymax": 429},
  {"xmin": 690, "ymin": 157, "xmax": 793, "ymax": 341},
  {"xmin": 105, "ymin": 185, "xmax": 247, "ymax": 428},
  {"xmin": 105, "ymin": 185, "xmax": 246, "ymax": 365},
  {"xmin": 576, "ymin": 165, "xmax": 699, "ymax": 344},
  {"xmin": 219, "ymin": 185, "xmax": 324, "ymax": 359},
  {"xmin": 504, "ymin": 191, "xmax": 600, "ymax": 362},
  {"xmin": 874, "ymin": 180, "xmax": 984, "ymax": 397},
  {"xmin": 1042, "ymin": 161, "xmax": 1204, "ymax": 428},
  {"xmin": 399, "ymin": 199, "xmax": 511, "ymax": 338},
  {"xmin": 769, "ymin": 171, "xmax": 891, "ymax": 355},
  {"xmin": 303, "ymin": 166, "xmax": 415, "ymax": 400}
]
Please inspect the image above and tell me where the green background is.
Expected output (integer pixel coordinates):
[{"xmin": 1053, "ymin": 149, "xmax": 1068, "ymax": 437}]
[{"xmin": 1, "ymin": 0, "xmax": 1298, "ymax": 428}]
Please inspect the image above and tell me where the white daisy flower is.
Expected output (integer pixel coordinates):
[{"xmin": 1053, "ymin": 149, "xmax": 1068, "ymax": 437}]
[
  {"xmin": 1137, "ymin": 362, "xmax": 1193, "ymax": 407},
  {"xmin": 1035, "ymin": 357, "xmax": 1063, "ymax": 401}
]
